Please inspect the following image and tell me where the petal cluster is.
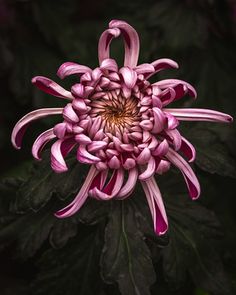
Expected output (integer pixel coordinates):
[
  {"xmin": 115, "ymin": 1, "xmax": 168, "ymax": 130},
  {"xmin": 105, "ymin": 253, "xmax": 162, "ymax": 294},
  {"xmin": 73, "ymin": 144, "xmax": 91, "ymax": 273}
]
[{"xmin": 11, "ymin": 20, "xmax": 233, "ymax": 235}]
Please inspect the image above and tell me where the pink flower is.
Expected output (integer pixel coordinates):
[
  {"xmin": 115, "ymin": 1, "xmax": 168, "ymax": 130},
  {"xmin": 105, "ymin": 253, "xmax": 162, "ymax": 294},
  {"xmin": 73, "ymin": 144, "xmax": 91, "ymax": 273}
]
[{"xmin": 11, "ymin": 20, "xmax": 233, "ymax": 235}]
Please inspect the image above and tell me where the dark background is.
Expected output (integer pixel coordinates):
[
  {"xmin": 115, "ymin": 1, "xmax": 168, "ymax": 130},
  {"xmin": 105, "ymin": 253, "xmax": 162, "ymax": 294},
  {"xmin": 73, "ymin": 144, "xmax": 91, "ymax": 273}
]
[{"xmin": 0, "ymin": 0, "xmax": 236, "ymax": 294}]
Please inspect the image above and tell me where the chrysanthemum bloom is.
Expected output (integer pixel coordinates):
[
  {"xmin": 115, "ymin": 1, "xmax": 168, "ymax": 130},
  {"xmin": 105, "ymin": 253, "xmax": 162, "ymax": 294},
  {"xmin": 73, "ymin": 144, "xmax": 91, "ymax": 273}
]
[{"xmin": 11, "ymin": 20, "xmax": 233, "ymax": 235}]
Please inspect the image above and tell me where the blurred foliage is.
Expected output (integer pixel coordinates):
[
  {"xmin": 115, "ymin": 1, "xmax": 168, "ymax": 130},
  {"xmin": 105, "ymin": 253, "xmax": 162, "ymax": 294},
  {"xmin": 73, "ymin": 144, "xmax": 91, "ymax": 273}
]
[{"xmin": 0, "ymin": 0, "xmax": 236, "ymax": 294}]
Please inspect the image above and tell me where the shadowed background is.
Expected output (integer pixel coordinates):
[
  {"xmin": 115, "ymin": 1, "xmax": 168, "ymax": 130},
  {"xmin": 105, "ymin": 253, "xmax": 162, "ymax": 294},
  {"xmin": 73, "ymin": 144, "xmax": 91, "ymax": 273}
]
[{"xmin": 0, "ymin": 0, "xmax": 236, "ymax": 294}]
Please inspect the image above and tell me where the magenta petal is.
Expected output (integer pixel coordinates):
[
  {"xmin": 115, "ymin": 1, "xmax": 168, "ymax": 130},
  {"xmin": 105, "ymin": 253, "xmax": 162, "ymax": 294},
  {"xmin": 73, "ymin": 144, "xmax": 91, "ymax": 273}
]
[
  {"xmin": 11, "ymin": 108, "xmax": 63, "ymax": 149},
  {"xmin": 116, "ymin": 168, "xmax": 138, "ymax": 199},
  {"xmin": 32, "ymin": 128, "xmax": 56, "ymax": 160},
  {"xmin": 92, "ymin": 168, "xmax": 124, "ymax": 200},
  {"xmin": 180, "ymin": 137, "xmax": 196, "ymax": 162},
  {"xmin": 166, "ymin": 148, "xmax": 200, "ymax": 199},
  {"xmin": 163, "ymin": 108, "xmax": 233, "ymax": 123},
  {"xmin": 51, "ymin": 137, "xmax": 76, "ymax": 173},
  {"xmin": 109, "ymin": 20, "xmax": 140, "ymax": 68},
  {"xmin": 32, "ymin": 76, "xmax": 74, "ymax": 100},
  {"xmin": 55, "ymin": 166, "xmax": 98, "ymax": 218},
  {"xmin": 57, "ymin": 62, "xmax": 92, "ymax": 79},
  {"xmin": 141, "ymin": 177, "xmax": 168, "ymax": 235}
]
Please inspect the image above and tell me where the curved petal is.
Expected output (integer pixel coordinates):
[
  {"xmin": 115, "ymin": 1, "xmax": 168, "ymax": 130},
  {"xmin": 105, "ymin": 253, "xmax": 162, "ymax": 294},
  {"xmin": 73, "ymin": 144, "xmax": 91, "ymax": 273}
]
[
  {"xmin": 145, "ymin": 58, "xmax": 179, "ymax": 79},
  {"xmin": 32, "ymin": 128, "xmax": 56, "ymax": 160},
  {"xmin": 91, "ymin": 168, "xmax": 124, "ymax": 200},
  {"xmin": 139, "ymin": 156, "xmax": 156, "ymax": 180},
  {"xmin": 166, "ymin": 148, "xmax": 200, "ymax": 199},
  {"xmin": 141, "ymin": 177, "xmax": 168, "ymax": 235},
  {"xmin": 152, "ymin": 107, "xmax": 166, "ymax": 133},
  {"xmin": 55, "ymin": 166, "xmax": 98, "ymax": 218},
  {"xmin": 32, "ymin": 76, "xmax": 74, "ymax": 100},
  {"xmin": 180, "ymin": 136, "xmax": 196, "ymax": 162},
  {"xmin": 100, "ymin": 58, "xmax": 118, "ymax": 72},
  {"xmin": 116, "ymin": 168, "xmax": 138, "ymax": 199},
  {"xmin": 163, "ymin": 108, "xmax": 233, "ymax": 123},
  {"xmin": 154, "ymin": 79, "xmax": 197, "ymax": 99},
  {"xmin": 120, "ymin": 67, "xmax": 137, "ymax": 88},
  {"xmin": 98, "ymin": 27, "xmax": 121, "ymax": 65},
  {"xmin": 51, "ymin": 137, "xmax": 76, "ymax": 173},
  {"xmin": 77, "ymin": 145, "xmax": 101, "ymax": 164},
  {"xmin": 164, "ymin": 129, "xmax": 182, "ymax": 151},
  {"xmin": 57, "ymin": 62, "xmax": 92, "ymax": 79},
  {"xmin": 11, "ymin": 108, "xmax": 63, "ymax": 149}
]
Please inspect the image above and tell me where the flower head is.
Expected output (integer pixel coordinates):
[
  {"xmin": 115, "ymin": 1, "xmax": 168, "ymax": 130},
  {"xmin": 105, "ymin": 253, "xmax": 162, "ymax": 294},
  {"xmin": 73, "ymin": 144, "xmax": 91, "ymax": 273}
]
[{"xmin": 11, "ymin": 20, "xmax": 233, "ymax": 235}]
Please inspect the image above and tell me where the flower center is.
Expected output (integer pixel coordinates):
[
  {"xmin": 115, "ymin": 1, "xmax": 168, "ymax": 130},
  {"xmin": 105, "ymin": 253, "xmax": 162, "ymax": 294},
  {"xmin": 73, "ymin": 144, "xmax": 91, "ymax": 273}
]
[{"xmin": 89, "ymin": 93, "xmax": 139, "ymax": 133}]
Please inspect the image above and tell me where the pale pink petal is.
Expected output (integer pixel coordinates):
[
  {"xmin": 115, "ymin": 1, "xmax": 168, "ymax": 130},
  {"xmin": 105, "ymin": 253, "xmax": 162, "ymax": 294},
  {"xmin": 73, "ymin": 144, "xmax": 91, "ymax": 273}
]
[
  {"xmin": 152, "ymin": 107, "xmax": 166, "ymax": 133},
  {"xmin": 139, "ymin": 156, "xmax": 156, "ymax": 180},
  {"xmin": 108, "ymin": 156, "xmax": 121, "ymax": 169},
  {"xmin": 166, "ymin": 148, "xmax": 200, "ymax": 199},
  {"xmin": 152, "ymin": 139, "xmax": 169, "ymax": 157},
  {"xmin": 136, "ymin": 147, "xmax": 151, "ymax": 164},
  {"xmin": 55, "ymin": 166, "xmax": 98, "ymax": 218},
  {"xmin": 156, "ymin": 159, "xmax": 171, "ymax": 174},
  {"xmin": 180, "ymin": 137, "xmax": 196, "ymax": 162},
  {"xmin": 100, "ymin": 58, "xmax": 118, "ymax": 72},
  {"xmin": 123, "ymin": 158, "xmax": 136, "ymax": 170},
  {"xmin": 145, "ymin": 58, "xmax": 179, "ymax": 79},
  {"xmin": 32, "ymin": 128, "xmax": 56, "ymax": 160},
  {"xmin": 71, "ymin": 84, "xmax": 84, "ymax": 97},
  {"xmin": 72, "ymin": 98, "xmax": 87, "ymax": 114},
  {"xmin": 165, "ymin": 112, "xmax": 179, "ymax": 129},
  {"xmin": 53, "ymin": 122, "xmax": 67, "ymax": 139},
  {"xmin": 32, "ymin": 76, "xmax": 74, "ymax": 100},
  {"xmin": 109, "ymin": 20, "xmax": 140, "ymax": 68},
  {"xmin": 141, "ymin": 177, "xmax": 168, "ymax": 235},
  {"xmin": 77, "ymin": 145, "xmax": 100, "ymax": 164},
  {"xmin": 98, "ymin": 28, "xmax": 121, "ymax": 65},
  {"xmin": 116, "ymin": 168, "xmax": 138, "ymax": 199},
  {"xmin": 164, "ymin": 129, "xmax": 182, "ymax": 151},
  {"xmin": 57, "ymin": 62, "xmax": 92, "ymax": 79},
  {"xmin": 163, "ymin": 108, "xmax": 233, "ymax": 123},
  {"xmin": 135, "ymin": 63, "xmax": 155, "ymax": 75},
  {"xmin": 11, "ymin": 108, "xmax": 63, "ymax": 149},
  {"xmin": 62, "ymin": 104, "xmax": 79, "ymax": 123},
  {"xmin": 75, "ymin": 134, "xmax": 92, "ymax": 145},
  {"xmin": 120, "ymin": 67, "xmax": 137, "ymax": 88},
  {"xmin": 51, "ymin": 137, "xmax": 76, "ymax": 173},
  {"xmin": 88, "ymin": 141, "xmax": 108, "ymax": 153}
]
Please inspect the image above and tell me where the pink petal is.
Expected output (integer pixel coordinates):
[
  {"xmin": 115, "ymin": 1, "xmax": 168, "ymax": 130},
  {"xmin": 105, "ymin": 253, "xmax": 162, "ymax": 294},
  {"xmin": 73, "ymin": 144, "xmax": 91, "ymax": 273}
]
[
  {"xmin": 180, "ymin": 136, "xmax": 196, "ymax": 162},
  {"xmin": 51, "ymin": 137, "xmax": 76, "ymax": 173},
  {"xmin": 135, "ymin": 63, "xmax": 155, "ymax": 75},
  {"xmin": 116, "ymin": 168, "xmax": 138, "ymax": 199},
  {"xmin": 62, "ymin": 104, "xmax": 79, "ymax": 123},
  {"xmin": 139, "ymin": 156, "xmax": 156, "ymax": 180},
  {"xmin": 108, "ymin": 156, "xmax": 121, "ymax": 169},
  {"xmin": 156, "ymin": 159, "xmax": 171, "ymax": 175},
  {"xmin": 145, "ymin": 58, "xmax": 179, "ymax": 79},
  {"xmin": 77, "ymin": 145, "xmax": 100, "ymax": 164},
  {"xmin": 136, "ymin": 147, "xmax": 151, "ymax": 164},
  {"xmin": 32, "ymin": 128, "xmax": 56, "ymax": 160},
  {"xmin": 164, "ymin": 129, "xmax": 182, "ymax": 151},
  {"xmin": 109, "ymin": 20, "xmax": 140, "ymax": 68},
  {"xmin": 154, "ymin": 79, "xmax": 197, "ymax": 99},
  {"xmin": 152, "ymin": 107, "xmax": 166, "ymax": 133},
  {"xmin": 57, "ymin": 62, "xmax": 92, "ymax": 79},
  {"xmin": 100, "ymin": 58, "xmax": 118, "ymax": 72},
  {"xmin": 166, "ymin": 148, "xmax": 200, "ymax": 199},
  {"xmin": 120, "ymin": 67, "xmax": 137, "ymax": 88},
  {"xmin": 98, "ymin": 27, "xmax": 121, "ymax": 65},
  {"xmin": 88, "ymin": 141, "xmax": 108, "ymax": 153},
  {"xmin": 91, "ymin": 168, "xmax": 124, "ymax": 200},
  {"xmin": 152, "ymin": 139, "xmax": 169, "ymax": 157},
  {"xmin": 53, "ymin": 122, "xmax": 67, "ymax": 139},
  {"xmin": 163, "ymin": 108, "xmax": 233, "ymax": 123},
  {"xmin": 55, "ymin": 166, "xmax": 98, "ymax": 218},
  {"xmin": 141, "ymin": 177, "xmax": 168, "ymax": 235},
  {"xmin": 11, "ymin": 108, "xmax": 63, "ymax": 149},
  {"xmin": 32, "ymin": 76, "xmax": 73, "ymax": 100},
  {"xmin": 71, "ymin": 84, "xmax": 84, "ymax": 97}
]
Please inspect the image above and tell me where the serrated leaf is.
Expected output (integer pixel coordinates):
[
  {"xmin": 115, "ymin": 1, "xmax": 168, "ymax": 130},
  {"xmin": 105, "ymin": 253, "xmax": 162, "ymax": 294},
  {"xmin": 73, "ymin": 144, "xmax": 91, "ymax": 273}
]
[
  {"xmin": 31, "ymin": 228, "xmax": 105, "ymax": 295},
  {"xmin": 101, "ymin": 199, "xmax": 156, "ymax": 295},
  {"xmin": 162, "ymin": 193, "xmax": 234, "ymax": 295},
  {"xmin": 186, "ymin": 127, "xmax": 236, "ymax": 178},
  {"xmin": 14, "ymin": 154, "xmax": 88, "ymax": 213}
]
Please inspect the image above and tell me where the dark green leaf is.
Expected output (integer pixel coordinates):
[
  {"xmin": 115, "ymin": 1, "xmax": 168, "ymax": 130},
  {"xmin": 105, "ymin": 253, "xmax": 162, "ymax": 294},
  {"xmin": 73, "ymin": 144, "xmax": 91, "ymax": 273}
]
[
  {"xmin": 31, "ymin": 227, "xmax": 105, "ymax": 295},
  {"xmin": 101, "ymin": 200, "xmax": 156, "ymax": 295}
]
